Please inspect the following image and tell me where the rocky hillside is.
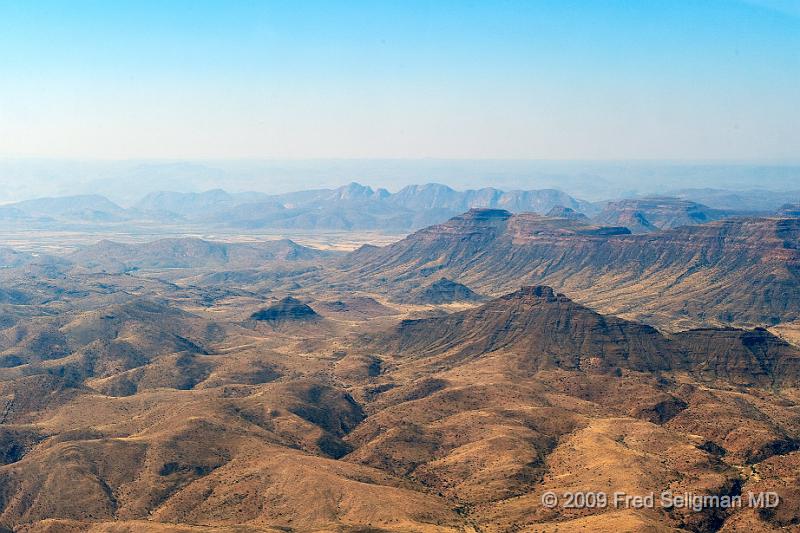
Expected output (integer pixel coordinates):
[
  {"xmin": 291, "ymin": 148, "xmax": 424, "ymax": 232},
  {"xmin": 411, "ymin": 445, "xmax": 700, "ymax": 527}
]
[
  {"xmin": 0, "ymin": 238, "xmax": 798, "ymax": 531},
  {"xmin": 379, "ymin": 286, "xmax": 800, "ymax": 387},
  {"xmin": 405, "ymin": 277, "xmax": 484, "ymax": 305},
  {"xmin": 338, "ymin": 209, "xmax": 800, "ymax": 328},
  {"xmin": 250, "ymin": 296, "xmax": 320, "ymax": 322}
]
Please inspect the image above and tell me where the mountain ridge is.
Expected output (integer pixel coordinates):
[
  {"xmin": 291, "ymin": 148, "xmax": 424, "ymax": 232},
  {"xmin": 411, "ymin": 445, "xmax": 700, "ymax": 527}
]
[
  {"xmin": 375, "ymin": 285, "xmax": 800, "ymax": 387},
  {"xmin": 592, "ymin": 196, "xmax": 756, "ymax": 233},
  {"xmin": 1, "ymin": 184, "xmax": 792, "ymax": 233},
  {"xmin": 336, "ymin": 209, "xmax": 800, "ymax": 328}
]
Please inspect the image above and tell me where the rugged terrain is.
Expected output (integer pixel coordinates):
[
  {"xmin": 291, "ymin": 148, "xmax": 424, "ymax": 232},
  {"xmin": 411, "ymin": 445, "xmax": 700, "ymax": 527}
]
[
  {"xmin": 0, "ymin": 183, "xmax": 782, "ymax": 236},
  {"xmin": 335, "ymin": 209, "xmax": 800, "ymax": 330},
  {"xmin": 0, "ymin": 183, "xmax": 594, "ymax": 234},
  {"xmin": 0, "ymin": 205, "xmax": 799, "ymax": 532}
]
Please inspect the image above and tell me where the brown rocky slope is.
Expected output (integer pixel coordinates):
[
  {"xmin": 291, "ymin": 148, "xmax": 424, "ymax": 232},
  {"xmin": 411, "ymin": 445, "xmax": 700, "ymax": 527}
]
[{"xmin": 337, "ymin": 209, "xmax": 800, "ymax": 329}]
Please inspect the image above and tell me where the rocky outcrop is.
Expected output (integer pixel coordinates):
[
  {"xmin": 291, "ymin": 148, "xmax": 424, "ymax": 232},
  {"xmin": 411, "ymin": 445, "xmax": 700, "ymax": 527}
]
[
  {"xmin": 251, "ymin": 296, "xmax": 320, "ymax": 322},
  {"xmin": 407, "ymin": 278, "xmax": 484, "ymax": 304}
]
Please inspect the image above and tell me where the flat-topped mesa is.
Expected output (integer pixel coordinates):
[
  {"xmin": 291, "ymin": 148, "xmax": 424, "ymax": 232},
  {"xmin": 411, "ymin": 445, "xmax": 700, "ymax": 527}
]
[
  {"xmin": 460, "ymin": 208, "xmax": 513, "ymax": 221},
  {"xmin": 671, "ymin": 327, "xmax": 800, "ymax": 386},
  {"xmin": 420, "ymin": 208, "xmax": 512, "ymax": 232},
  {"xmin": 502, "ymin": 285, "xmax": 560, "ymax": 301},
  {"xmin": 431, "ymin": 208, "xmax": 513, "ymax": 230},
  {"xmin": 505, "ymin": 212, "xmax": 631, "ymax": 239},
  {"xmin": 592, "ymin": 196, "xmax": 735, "ymax": 233},
  {"xmin": 409, "ymin": 208, "xmax": 515, "ymax": 245}
]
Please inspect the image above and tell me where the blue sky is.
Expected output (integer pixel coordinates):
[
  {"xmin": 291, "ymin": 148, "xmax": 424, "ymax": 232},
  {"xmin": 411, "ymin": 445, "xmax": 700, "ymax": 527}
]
[{"xmin": 0, "ymin": 0, "xmax": 798, "ymax": 160}]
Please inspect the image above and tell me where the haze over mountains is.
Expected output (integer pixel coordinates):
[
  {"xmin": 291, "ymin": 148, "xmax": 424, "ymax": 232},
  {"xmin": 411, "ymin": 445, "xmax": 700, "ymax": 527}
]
[
  {"xmin": 1, "ymin": 182, "xmax": 800, "ymax": 531},
  {"xmin": 592, "ymin": 197, "xmax": 751, "ymax": 234},
  {"xmin": 1, "ymin": 181, "xmax": 797, "ymax": 236},
  {"xmin": 2, "ymin": 159, "xmax": 799, "ymax": 205},
  {"xmin": 0, "ymin": 183, "xmax": 590, "ymax": 232},
  {"xmin": 5, "ymin": 0, "xmax": 800, "ymax": 527},
  {"xmin": 69, "ymin": 238, "xmax": 329, "ymax": 274}
]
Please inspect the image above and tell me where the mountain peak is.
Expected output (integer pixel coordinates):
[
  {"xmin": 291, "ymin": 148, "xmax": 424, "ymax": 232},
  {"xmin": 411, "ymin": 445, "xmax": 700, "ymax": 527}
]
[
  {"xmin": 503, "ymin": 285, "xmax": 559, "ymax": 300},
  {"xmin": 331, "ymin": 182, "xmax": 387, "ymax": 201},
  {"xmin": 546, "ymin": 205, "xmax": 589, "ymax": 220},
  {"xmin": 251, "ymin": 296, "xmax": 320, "ymax": 322},
  {"xmin": 407, "ymin": 277, "xmax": 484, "ymax": 304},
  {"xmin": 383, "ymin": 286, "xmax": 672, "ymax": 373}
]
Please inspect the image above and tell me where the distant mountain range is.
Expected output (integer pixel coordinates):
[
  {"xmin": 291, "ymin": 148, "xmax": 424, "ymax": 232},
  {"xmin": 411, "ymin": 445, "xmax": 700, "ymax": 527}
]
[
  {"xmin": 670, "ymin": 188, "xmax": 800, "ymax": 211},
  {"xmin": 0, "ymin": 194, "xmax": 134, "ymax": 224},
  {"xmin": 592, "ymin": 197, "xmax": 755, "ymax": 233},
  {"xmin": 0, "ymin": 182, "xmax": 792, "ymax": 233},
  {"xmin": 133, "ymin": 183, "xmax": 597, "ymax": 231},
  {"xmin": 0, "ymin": 183, "xmax": 593, "ymax": 231}
]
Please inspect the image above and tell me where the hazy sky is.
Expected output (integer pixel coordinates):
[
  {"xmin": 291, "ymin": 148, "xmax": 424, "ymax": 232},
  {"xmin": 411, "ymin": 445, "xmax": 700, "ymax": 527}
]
[{"xmin": 1, "ymin": 0, "xmax": 798, "ymax": 161}]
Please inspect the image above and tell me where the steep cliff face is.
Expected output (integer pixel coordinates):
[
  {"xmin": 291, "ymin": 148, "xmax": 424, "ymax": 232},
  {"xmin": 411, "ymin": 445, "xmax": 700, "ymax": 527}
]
[
  {"xmin": 340, "ymin": 210, "xmax": 800, "ymax": 328},
  {"xmin": 672, "ymin": 327, "xmax": 800, "ymax": 387}
]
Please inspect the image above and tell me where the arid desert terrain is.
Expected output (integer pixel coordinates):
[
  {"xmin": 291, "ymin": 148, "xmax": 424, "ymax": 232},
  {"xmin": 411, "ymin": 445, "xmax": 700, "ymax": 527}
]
[{"xmin": 0, "ymin": 185, "xmax": 798, "ymax": 532}]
